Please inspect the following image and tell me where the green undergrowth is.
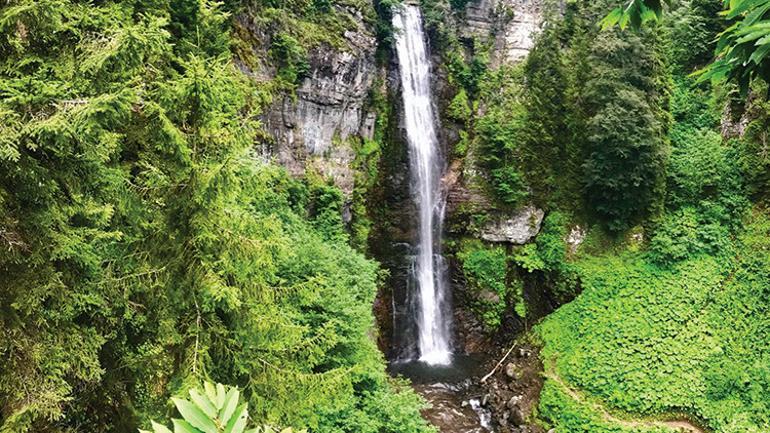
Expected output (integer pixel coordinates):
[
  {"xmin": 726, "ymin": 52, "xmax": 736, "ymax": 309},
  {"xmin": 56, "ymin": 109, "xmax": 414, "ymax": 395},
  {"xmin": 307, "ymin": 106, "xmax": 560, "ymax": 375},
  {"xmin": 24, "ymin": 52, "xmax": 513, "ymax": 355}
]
[
  {"xmin": 538, "ymin": 380, "xmax": 677, "ymax": 433},
  {"xmin": 456, "ymin": 239, "xmax": 517, "ymax": 329},
  {"xmin": 537, "ymin": 214, "xmax": 770, "ymax": 433}
]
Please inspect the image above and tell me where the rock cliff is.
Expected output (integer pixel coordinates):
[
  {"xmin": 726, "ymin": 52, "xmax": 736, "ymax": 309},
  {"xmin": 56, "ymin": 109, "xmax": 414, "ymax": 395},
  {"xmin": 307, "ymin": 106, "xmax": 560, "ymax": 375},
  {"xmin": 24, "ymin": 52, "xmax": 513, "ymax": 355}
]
[{"xmin": 236, "ymin": 5, "xmax": 380, "ymax": 199}]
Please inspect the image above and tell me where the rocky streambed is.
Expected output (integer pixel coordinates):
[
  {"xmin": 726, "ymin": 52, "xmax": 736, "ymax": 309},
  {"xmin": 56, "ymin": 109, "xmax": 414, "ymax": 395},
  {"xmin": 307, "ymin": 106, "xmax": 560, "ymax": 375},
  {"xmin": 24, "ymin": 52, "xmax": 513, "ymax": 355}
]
[{"xmin": 389, "ymin": 344, "xmax": 545, "ymax": 433}]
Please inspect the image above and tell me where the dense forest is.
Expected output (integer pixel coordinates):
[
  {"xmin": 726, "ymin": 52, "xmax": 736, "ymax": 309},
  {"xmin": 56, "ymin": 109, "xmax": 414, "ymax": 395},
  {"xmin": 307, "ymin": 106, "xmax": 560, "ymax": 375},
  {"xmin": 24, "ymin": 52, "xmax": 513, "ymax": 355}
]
[{"xmin": 1, "ymin": 0, "xmax": 769, "ymax": 432}]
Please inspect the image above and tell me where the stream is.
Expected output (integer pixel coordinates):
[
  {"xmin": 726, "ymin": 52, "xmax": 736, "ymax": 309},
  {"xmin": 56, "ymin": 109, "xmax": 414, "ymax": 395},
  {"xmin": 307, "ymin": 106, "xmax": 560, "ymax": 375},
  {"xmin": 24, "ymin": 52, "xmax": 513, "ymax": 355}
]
[{"xmin": 389, "ymin": 356, "xmax": 495, "ymax": 433}]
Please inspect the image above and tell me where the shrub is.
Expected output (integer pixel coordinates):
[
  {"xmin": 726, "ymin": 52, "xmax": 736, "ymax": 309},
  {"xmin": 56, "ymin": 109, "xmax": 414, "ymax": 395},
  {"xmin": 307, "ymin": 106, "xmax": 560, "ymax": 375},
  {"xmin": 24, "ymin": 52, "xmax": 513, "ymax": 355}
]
[
  {"xmin": 514, "ymin": 212, "xmax": 579, "ymax": 301},
  {"xmin": 270, "ymin": 33, "xmax": 310, "ymax": 86},
  {"xmin": 457, "ymin": 240, "xmax": 512, "ymax": 329}
]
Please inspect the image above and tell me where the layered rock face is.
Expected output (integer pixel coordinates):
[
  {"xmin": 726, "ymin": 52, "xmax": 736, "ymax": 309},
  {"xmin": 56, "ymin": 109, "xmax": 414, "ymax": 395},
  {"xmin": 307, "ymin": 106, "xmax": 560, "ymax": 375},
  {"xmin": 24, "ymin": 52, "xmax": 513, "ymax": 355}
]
[
  {"xmin": 493, "ymin": 0, "xmax": 545, "ymax": 63},
  {"xmin": 460, "ymin": 0, "xmax": 545, "ymax": 65},
  {"xmin": 264, "ymin": 31, "xmax": 377, "ymax": 197},
  {"xmin": 236, "ymin": 7, "xmax": 379, "ymax": 199}
]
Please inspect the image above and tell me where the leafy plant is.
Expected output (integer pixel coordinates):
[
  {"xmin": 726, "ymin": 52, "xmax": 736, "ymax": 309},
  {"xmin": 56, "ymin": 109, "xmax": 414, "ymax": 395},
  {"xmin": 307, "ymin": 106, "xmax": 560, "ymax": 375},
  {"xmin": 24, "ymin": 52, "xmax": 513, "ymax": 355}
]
[
  {"xmin": 140, "ymin": 382, "xmax": 304, "ymax": 433},
  {"xmin": 601, "ymin": 0, "xmax": 667, "ymax": 30},
  {"xmin": 457, "ymin": 239, "xmax": 513, "ymax": 329},
  {"xmin": 602, "ymin": 0, "xmax": 770, "ymax": 91}
]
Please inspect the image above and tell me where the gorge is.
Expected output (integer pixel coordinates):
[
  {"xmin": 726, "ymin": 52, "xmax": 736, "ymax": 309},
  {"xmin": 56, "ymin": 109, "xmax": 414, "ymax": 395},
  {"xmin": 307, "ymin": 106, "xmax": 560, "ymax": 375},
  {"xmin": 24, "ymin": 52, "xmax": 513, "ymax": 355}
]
[{"xmin": 3, "ymin": 0, "xmax": 770, "ymax": 432}]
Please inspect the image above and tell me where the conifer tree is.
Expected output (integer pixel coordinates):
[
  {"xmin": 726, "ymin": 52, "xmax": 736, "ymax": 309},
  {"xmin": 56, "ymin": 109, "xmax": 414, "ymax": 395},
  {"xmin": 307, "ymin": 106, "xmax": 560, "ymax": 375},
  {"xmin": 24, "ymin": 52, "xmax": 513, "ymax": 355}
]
[
  {"xmin": 0, "ymin": 1, "xmax": 433, "ymax": 432},
  {"xmin": 578, "ymin": 28, "xmax": 669, "ymax": 231}
]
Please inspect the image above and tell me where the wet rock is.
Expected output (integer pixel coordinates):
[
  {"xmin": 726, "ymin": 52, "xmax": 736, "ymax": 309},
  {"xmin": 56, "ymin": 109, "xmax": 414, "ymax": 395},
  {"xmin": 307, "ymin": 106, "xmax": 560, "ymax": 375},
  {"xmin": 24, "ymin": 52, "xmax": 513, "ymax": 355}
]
[
  {"xmin": 509, "ymin": 405, "xmax": 526, "ymax": 425},
  {"xmin": 480, "ymin": 206, "xmax": 544, "ymax": 244},
  {"xmin": 505, "ymin": 362, "xmax": 523, "ymax": 380},
  {"xmin": 506, "ymin": 395, "xmax": 522, "ymax": 410}
]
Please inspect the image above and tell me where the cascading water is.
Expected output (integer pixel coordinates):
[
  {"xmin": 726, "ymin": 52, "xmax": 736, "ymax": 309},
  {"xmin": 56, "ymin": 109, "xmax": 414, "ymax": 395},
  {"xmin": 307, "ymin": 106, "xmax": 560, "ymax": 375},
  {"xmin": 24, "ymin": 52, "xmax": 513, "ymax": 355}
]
[{"xmin": 393, "ymin": 5, "xmax": 452, "ymax": 366}]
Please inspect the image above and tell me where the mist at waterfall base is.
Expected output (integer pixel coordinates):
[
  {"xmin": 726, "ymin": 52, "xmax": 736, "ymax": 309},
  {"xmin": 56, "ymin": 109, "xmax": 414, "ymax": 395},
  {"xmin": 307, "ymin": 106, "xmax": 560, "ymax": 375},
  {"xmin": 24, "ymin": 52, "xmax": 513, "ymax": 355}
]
[{"xmin": 392, "ymin": 2, "xmax": 452, "ymax": 367}]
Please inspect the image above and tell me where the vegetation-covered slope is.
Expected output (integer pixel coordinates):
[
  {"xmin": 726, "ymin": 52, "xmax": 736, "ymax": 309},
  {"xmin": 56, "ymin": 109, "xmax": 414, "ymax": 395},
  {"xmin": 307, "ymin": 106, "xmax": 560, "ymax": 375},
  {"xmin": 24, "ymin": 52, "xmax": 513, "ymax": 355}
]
[
  {"xmin": 4, "ymin": 0, "xmax": 770, "ymax": 431},
  {"xmin": 538, "ymin": 215, "xmax": 770, "ymax": 433},
  {"xmin": 0, "ymin": 1, "xmax": 432, "ymax": 432},
  {"xmin": 435, "ymin": 0, "xmax": 770, "ymax": 430}
]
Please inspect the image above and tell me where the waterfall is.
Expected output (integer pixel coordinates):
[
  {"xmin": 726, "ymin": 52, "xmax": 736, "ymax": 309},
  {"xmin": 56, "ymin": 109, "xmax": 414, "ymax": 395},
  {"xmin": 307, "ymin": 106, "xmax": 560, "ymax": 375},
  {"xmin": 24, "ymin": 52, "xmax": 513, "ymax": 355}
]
[{"xmin": 393, "ymin": 5, "xmax": 452, "ymax": 366}]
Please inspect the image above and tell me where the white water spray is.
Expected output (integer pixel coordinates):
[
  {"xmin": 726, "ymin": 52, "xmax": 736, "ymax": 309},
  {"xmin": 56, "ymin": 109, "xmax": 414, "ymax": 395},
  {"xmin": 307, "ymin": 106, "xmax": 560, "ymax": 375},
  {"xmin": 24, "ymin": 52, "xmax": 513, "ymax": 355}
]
[{"xmin": 393, "ymin": 6, "xmax": 452, "ymax": 366}]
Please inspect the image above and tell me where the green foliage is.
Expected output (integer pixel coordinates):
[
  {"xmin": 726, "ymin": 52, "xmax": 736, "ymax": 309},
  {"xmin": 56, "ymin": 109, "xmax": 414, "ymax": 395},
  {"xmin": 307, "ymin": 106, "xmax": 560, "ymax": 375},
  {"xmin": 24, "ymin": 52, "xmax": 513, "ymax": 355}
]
[
  {"xmin": 665, "ymin": 0, "xmax": 724, "ymax": 72},
  {"xmin": 0, "ymin": 1, "xmax": 432, "ymax": 432},
  {"xmin": 538, "ymin": 214, "xmax": 770, "ymax": 433},
  {"xmin": 467, "ymin": 0, "xmax": 668, "ymax": 228},
  {"xmin": 648, "ymin": 76, "xmax": 747, "ymax": 265},
  {"xmin": 140, "ymin": 381, "xmax": 304, "ymax": 433},
  {"xmin": 580, "ymin": 29, "xmax": 669, "ymax": 232},
  {"xmin": 372, "ymin": 0, "xmax": 402, "ymax": 53},
  {"xmin": 696, "ymin": 0, "xmax": 770, "ymax": 92},
  {"xmin": 447, "ymin": 88, "xmax": 472, "ymax": 124},
  {"xmin": 519, "ymin": 25, "xmax": 572, "ymax": 202},
  {"xmin": 603, "ymin": 0, "xmax": 770, "ymax": 91},
  {"xmin": 457, "ymin": 239, "xmax": 513, "ymax": 329},
  {"xmin": 473, "ymin": 65, "xmax": 530, "ymax": 207},
  {"xmin": 667, "ymin": 128, "xmax": 740, "ymax": 208},
  {"xmin": 601, "ymin": 0, "xmax": 666, "ymax": 30},
  {"xmin": 350, "ymin": 138, "xmax": 382, "ymax": 249},
  {"xmin": 270, "ymin": 33, "xmax": 311, "ymax": 87},
  {"xmin": 514, "ymin": 212, "xmax": 579, "ymax": 301},
  {"xmin": 538, "ymin": 380, "xmax": 675, "ymax": 433}
]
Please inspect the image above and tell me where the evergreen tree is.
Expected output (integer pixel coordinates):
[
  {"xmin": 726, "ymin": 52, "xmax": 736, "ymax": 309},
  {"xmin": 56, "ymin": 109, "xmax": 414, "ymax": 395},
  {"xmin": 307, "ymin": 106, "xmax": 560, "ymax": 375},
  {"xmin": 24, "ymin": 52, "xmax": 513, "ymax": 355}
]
[
  {"xmin": 579, "ymin": 29, "xmax": 669, "ymax": 232},
  {"xmin": 0, "ymin": 1, "xmax": 433, "ymax": 432},
  {"xmin": 521, "ymin": 24, "xmax": 570, "ymax": 203}
]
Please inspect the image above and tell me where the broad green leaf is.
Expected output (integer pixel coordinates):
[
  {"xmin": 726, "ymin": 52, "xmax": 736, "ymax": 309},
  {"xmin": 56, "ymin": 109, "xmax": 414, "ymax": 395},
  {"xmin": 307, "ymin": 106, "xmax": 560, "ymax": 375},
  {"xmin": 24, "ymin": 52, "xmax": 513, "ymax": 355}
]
[
  {"xmin": 219, "ymin": 387, "xmax": 240, "ymax": 424},
  {"xmin": 215, "ymin": 383, "xmax": 226, "ymax": 409},
  {"xmin": 619, "ymin": 11, "xmax": 631, "ymax": 29},
  {"xmin": 224, "ymin": 403, "xmax": 248, "ymax": 433},
  {"xmin": 173, "ymin": 419, "xmax": 202, "ymax": 433},
  {"xmin": 190, "ymin": 389, "xmax": 218, "ymax": 419},
  {"xmin": 204, "ymin": 382, "xmax": 218, "ymax": 405},
  {"xmin": 600, "ymin": 7, "xmax": 623, "ymax": 29},
  {"xmin": 151, "ymin": 421, "xmax": 174, "ymax": 433},
  {"xmin": 172, "ymin": 398, "xmax": 218, "ymax": 433},
  {"xmin": 749, "ymin": 42, "xmax": 770, "ymax": 63}
]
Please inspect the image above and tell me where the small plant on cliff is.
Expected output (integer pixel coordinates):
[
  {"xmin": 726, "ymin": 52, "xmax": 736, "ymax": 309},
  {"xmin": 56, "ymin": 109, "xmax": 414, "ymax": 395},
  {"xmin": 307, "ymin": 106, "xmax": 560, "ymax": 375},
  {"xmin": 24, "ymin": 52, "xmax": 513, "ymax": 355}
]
[
  {"xmin": 270, "ymin": 33, "xmax": 310, "ymax": 87},
  {"xmin": 458, "ymin": 239, "xmax": 513, "ymax": 329}
]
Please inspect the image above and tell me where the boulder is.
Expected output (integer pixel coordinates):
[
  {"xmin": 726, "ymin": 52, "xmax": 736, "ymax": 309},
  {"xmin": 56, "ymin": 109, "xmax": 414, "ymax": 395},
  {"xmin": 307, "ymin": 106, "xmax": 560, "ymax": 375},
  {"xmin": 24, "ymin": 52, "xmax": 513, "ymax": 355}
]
[
  {"xmin": 480, "ymin": 206, "xmax": 545, "ymax": 244},
  {"xmin": 506, "ymin": 395, "xmax": 522, "ymax": 410},
  {"xmin": 509, "ymin": 405, "xmax": 525, "ymax": 425}
]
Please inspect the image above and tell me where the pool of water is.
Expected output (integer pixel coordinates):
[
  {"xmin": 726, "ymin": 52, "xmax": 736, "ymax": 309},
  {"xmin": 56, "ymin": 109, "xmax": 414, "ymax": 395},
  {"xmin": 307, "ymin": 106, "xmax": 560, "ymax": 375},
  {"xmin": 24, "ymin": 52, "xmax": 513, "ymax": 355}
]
[{"xmin": 388, "ymin": 354, "xmax": 494, "ymax": 433}]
